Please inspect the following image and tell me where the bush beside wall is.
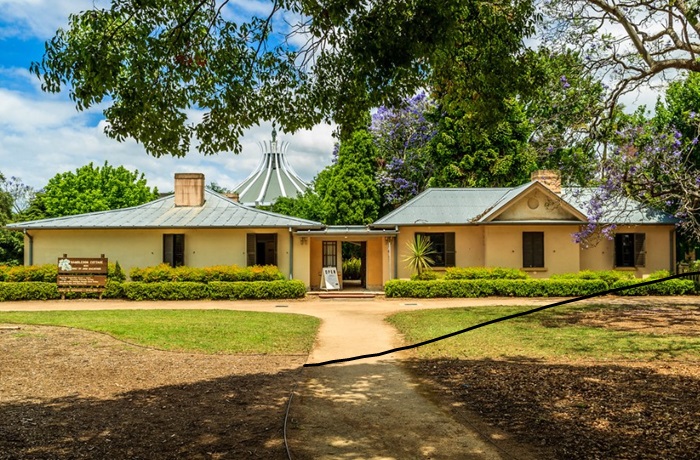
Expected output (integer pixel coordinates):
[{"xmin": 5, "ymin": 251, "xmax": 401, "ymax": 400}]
[
  {"xmin": 0, "ymin": 282, "xmax": 60, "ymax": 301},
  {"xmin": 444, "ymin": 267, "xmax": 529, "ymax": 280},
  {"xmin": 384, "ymin": 279, "xmax": 608, "ymax": 298},
  {"xmin": 129, "ymin": 264, "xmax": 284, "ymax": 282}
]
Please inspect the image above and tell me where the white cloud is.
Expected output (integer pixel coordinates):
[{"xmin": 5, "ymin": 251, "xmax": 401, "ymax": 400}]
[{"xmin": 0, "ymin": 0, "xmax": 108, "ymax": 39}]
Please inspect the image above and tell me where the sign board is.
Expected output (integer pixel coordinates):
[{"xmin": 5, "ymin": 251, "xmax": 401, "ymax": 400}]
[
  {"xmin": 58, "ymin": 257, "xmax": 108, "ymax": 274},
  {"xmin": 57, "ymin": 275, "xmax": 107, "ymax": 287},
  {"xmin": 320, "ymin": 267, "xmax": 340, "ymax": 291}
]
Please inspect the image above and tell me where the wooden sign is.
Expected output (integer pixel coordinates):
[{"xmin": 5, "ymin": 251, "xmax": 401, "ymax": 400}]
[
  {"xmin": 58, "ymin": 257, "xmax": 108, "ymax": 274},
  {"xmin": 57, "ymin": 275, "xmax": 107, "ymax": 287},
  {"xmin": 320, "ymin": 267, "xmax": 340, "ymax": 291}
]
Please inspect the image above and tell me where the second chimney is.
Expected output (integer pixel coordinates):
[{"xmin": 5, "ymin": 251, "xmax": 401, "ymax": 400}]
[
  {"xmin": 174, "ymin": 173, "xmax": 205, "ymax": 207},
  {"xmin": 531, "ymin": 170, "xmax": 561, "ymax": 194}
]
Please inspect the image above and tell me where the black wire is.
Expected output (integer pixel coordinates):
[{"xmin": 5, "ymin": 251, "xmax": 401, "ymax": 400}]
[{"xmin": 304, "ymin": 271, "xmax": 700, "ymax": 367}]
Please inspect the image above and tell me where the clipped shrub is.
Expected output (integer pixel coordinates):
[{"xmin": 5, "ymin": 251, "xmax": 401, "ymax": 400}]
[
  {"xmin": 128, "ymin": 264, "xmax": 284, "ymax": 283},
  {"xmin": 123, "ymin": 282, "xmax": 210, "ymax": 301},
  {"xmin": 411, "ymin": 269, "xmax": 438, "ymax": 281},
  {"xmin": 611, "ymin": 278, "xmax": 695, "ymax": 296},
  {"xmin": 5, "ymin": 264, "xmax": 58, "ymax": 283},
  {"xmin": 0, "ymin": 265, "xmax": 9, "ymax": 281},
  {"xmin": 385, "ymin": 279, "xmax": 608, "ymax": 298},
  {"xmin": 550, "ymin": 270, "xmax": 634, "ymax": 287},
  {"xmin": 209, "ymin": 280, "xmax": 306, "ymax": 300},
  {"xmin": 0, "ymin": 282, "xmax": 60, "ymax": 301},
  {"xmin": 444, "ymin": 267, "xmax": 529, "ymax": 280}
]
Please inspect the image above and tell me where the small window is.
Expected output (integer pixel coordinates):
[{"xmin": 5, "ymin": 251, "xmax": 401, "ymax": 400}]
[
  {"xmin": 415, "ymin": 232, "xmax": 456, "ymax": 267},
  {"xmin": 163, "ymin": 234, "xmax": 185, "ymax": 267},
  {"xmin": 522, "ymin": 232, "xmax": 544, "ymax": 268},
  {"xmin": 247, "ymin": 234, "xmax": 277, "ymax": 266},
  {"xmin": 615, "ymin": 233, "xmax": 645, "ymax": 268},
  {"xmin": 322, "ymin": 241, "xmax": 338, "ymax": 268}
]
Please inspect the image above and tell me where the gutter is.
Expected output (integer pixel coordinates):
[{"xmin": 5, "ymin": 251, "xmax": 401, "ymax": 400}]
[{"xmin": 24, "ymin": 229, "xmax": 33, "ymax": 265}]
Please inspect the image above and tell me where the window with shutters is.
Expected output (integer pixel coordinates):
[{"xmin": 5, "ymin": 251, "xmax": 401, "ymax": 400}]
[
  {"xmin": 522, "ymin": 232, "xmax": 544, "ymax": 268},
  {"xmin": 615, "ymin": 233, "xmax": 646, "ymax": 268},
  {"xmin": 322, "ymin": 241, "xmax": 337, "ymax": 268},
  {"xmin": 163, "ymin": 234, "xmax": 185, "ymax": 267},
  {"xmin": 246, "ymin": 234, "xmax": 277, "ymax": 266},
  {"xmin": 415, "ymin": 232, "xmax": 456, "ymax": 267}
]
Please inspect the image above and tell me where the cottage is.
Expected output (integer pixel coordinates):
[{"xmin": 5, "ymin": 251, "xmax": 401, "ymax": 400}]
[{"xmin": 6, "ymin": 170, "xmax": 677, "ymax": 290}]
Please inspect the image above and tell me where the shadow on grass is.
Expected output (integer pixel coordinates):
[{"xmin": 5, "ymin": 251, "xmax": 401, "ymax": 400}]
[
  {"xmin": 0, "ymin": 369, "xmax": 301, "ymax": 460},
  {"xmin": 404, "ymin": 357, "xmax": 700, "ymax": 459}
]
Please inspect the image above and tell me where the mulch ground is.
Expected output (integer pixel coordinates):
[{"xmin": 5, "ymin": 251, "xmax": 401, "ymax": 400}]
[
  {"xmin": 404, "ymin": 303, "xmax": 700, "ymax": 459},
  {"xmin": 0, "ymin": 325, "xmax": 304, "ymax": 459}
]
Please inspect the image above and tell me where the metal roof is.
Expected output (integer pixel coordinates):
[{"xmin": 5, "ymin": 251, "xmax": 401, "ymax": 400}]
[
  {"xmin": 6, "ymin": 189, "xmax": 324, "ymax": 230},
  {"xmin": 234, "ymin": 129, "xmax": 308, "ymax": 206},
  {"xmin": 373, "ymin": 183, "xmax": 677, "ymax": 226}
]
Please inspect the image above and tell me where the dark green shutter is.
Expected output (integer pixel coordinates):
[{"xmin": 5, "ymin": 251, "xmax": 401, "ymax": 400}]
[
  {"xmin": 163, "ymin": 234, "xmax": 174, "ymax": 266},
  {"xmin": 523, "ymin": 232, "xmax": 544, "ymax": 268},
  {"xmin": 634, "ymin": 233, "xmax": 646, "ymax": 267},
  {"xmin": 246, "ymin": 234, "xmax": 256, "ymax": 266},
  {"xmin": 445, "ymin": 232, "xmax": 456, "ymax": 267}
]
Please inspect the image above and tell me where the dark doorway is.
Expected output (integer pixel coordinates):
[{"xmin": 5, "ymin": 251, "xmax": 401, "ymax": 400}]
[{"xmin": 342, "ymin": 241, "xmax": 367, "ymax": 289}]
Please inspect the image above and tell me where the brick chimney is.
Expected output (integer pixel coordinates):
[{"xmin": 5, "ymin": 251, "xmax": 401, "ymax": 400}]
[
  {"xmin": 225, "ymin": 192, "xmax": 239, "ymax": 202},
  {"xmin": 174, "ymin": 173, "xmax": 205, "ymax": 207},
  {"xmin": 531, "ymin": 170, "xmax": 561, "ymax": 194}
]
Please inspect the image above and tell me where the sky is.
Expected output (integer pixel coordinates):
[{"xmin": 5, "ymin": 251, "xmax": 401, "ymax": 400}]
[{"xmin": 0, "ymin": 0, "xmax": 336, "ymax": 193}]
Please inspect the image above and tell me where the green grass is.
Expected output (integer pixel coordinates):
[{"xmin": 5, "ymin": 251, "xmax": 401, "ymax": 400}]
[
  {"xmin": 387, "ymin": 304, "xmax": 700, "ymax": 361},
  {"xmin": 0, "ymin": 310, "xmax": 320, "ymax": 355}
]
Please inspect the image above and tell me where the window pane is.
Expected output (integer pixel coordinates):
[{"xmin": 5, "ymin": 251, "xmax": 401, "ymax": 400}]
[
  {"xmin": 323, "ymin": 241, "xmax": 337, "ymax": 267},
  {"xmin": 523, "ymin": 232, "xmax": 544, "ymax": 268}
]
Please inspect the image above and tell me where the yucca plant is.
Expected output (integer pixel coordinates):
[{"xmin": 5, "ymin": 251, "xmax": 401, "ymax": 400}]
[{"xmin": 404, "ymin": 234, "xmax": 435, "ymax": 277}]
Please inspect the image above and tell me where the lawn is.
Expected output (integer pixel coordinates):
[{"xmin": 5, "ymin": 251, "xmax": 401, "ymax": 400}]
[
  {"xmin": 0, "ymin": 309, "xmax": 320, "ymax": 354},
  {"xmin": 387, "ymin": 303, "xmax": 700, "ymax": 361}
]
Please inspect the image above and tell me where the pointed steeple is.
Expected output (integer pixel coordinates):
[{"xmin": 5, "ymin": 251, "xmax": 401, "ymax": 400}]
[{"xmin": 234, "ymin": 127, "xmax": 309, "ymax": 206}]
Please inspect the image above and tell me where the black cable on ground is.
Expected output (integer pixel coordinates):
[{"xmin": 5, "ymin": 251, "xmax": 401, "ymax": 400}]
[{"xmin": 304, "ymin": 271, "xmax": 700, "ymax": 367}]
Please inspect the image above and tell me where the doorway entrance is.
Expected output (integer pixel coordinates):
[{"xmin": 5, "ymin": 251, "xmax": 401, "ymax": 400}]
[{"xmin": 342, "ymin": 241, "xmax": 367, "ymax": 289}]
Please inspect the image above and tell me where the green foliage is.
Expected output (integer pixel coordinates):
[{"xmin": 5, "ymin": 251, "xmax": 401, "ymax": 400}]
[
  {"xmin": 123, "ymin": 282, "xmax": 210, "ymax": 301},
  {"xmin": 404, "ymin": 234, "xmax": 436, "ymax": 276},
  {"xmin": 0, "ymin": 230, "xmax": 24, "ymax": 266},
  {"xmin": 2, "ymin": 264, "xmax": 57, "ymax": 282},
  {"xmin": 209, "ymin": 280, "xmax": 307, "ymax": 300},
  {"xmin": 611, "ymin": 279, "xmax": 695, "ymax": 296},
  {"xmin": 550, "ymin": 270, "xmax": 634, "ymax": 286},
  {"xmin": 411, "ymin": 270, "xmax": 439, "ymax": 281},
  {"xmin": 444, "ymin": 267, "xmax": 529, "ymax": 280},
  {"xmin": 0, "ymin": 282, "xmax": 60, "ymax": 301},
  {"xmin": 108, "ymin": 262, "xmax": 126, "ymax": 282},
  {"xmin": 342, "ymin": 257, "xmax": 362, "ymax": 280},
  {"xmin": 41, "ymin": 161, "xmax": 159, "ymax": 218},
  {"xmin": 32, "ymin": 1, "xmax": 536, "ymax": 156},
  {"xmin": 129, "ymin": 264, "xmax": 284, "ymax": 282},
  {"xmin": 385, "ymin": 279, "xmax": 608, "ymax": 298}
]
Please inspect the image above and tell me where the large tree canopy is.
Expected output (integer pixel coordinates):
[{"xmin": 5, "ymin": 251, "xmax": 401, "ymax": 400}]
[
  {"xmin": 33, "ymin": 0, "xmax": 536, "ymax": 156},
  {"xmin": 40, "ymin": 162, "xmax": 159, "ymax": 218}
]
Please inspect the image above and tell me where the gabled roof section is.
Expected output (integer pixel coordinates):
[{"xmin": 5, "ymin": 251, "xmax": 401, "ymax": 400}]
[
  {"xmin": 6, "ymin": 190, "xmax": 324, "ymax": 230},
  {"xmin": 372, "ymin": 182, "xmax": 676, "ymax": 227},
  {"xmin": 372, "ymin": 187, "xmax": 516, "ymax": 226},
  {"xmin": 479, "ymin": 181, "xmax": 586, "ymax": 223}
]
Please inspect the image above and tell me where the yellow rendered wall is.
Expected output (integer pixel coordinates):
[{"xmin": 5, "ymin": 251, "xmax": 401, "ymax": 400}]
[
  {"xmin": 25, "ymin": 228, "xmax": 302, "ymax": 280},
  {"xmin": 580, "ymin": 225, "xmax": 675, "ymax": 277},
  {"xmin": 395, "ymin": 226, "xmax": 485, "ymax": 279},
  {"xmin": 365, "ymin": 238, "xmax": 385, "ymax": 289},
  {"xmin": 484, "ymin": 225, "xmax": 581, "ymax": 278}
]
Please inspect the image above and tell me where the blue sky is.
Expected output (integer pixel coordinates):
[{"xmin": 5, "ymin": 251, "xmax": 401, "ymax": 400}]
[{"xmin": 0, "ymin": 0, "xmax": 335, "ymax": 193}]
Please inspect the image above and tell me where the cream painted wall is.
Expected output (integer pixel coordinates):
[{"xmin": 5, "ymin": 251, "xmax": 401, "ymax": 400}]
[
  {"xmin": 25, "ymin": 228, "xmax": 300, "ymax": 280},
  {"xmin": 395, "ymin": 226, "xmax": 485, "ymax": 279},
  {"xmin": 495, "ymin": 189, "xmax": 580, "ymax": 221},
  {"xmin": 484, "ymin": 225, "xmax": 581, "ymax": 278},
  {"xmin": 365, "ymin": 238, "xmax": 385, "ymax": 289},
  {"xmin": 580, "ymin": 225, "xmax": 675, "ymax": 276}
]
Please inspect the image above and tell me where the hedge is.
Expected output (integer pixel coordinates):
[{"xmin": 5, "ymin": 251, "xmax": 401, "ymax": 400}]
[
  {"xmin": 550, "ymin": 269, "xmax": 634, "ymax": 286},
  {"xmin": 209, "ymin": 280, "xmax": 307, "ymax": 300},
  {"xmin": 0, "ymin": 282, "xmax": 60, "ymax": 301},
  {"xmin": 444, "ymin": 267, "xmax": 529, "ymax": 280},
  {"xmin": 384, "ymin": 279, "xmax": 608, "ymax": 298},
  {"xmin": 610, "ymin": 278, "xmax": 695, "ymax": 296},
  {"xmin": 129, "ymin": 264, "xmax": 285, "ymax": 282},
  {"xmin": 122, "ymin": 280, "xmax": 306, "ymax": 301}
]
